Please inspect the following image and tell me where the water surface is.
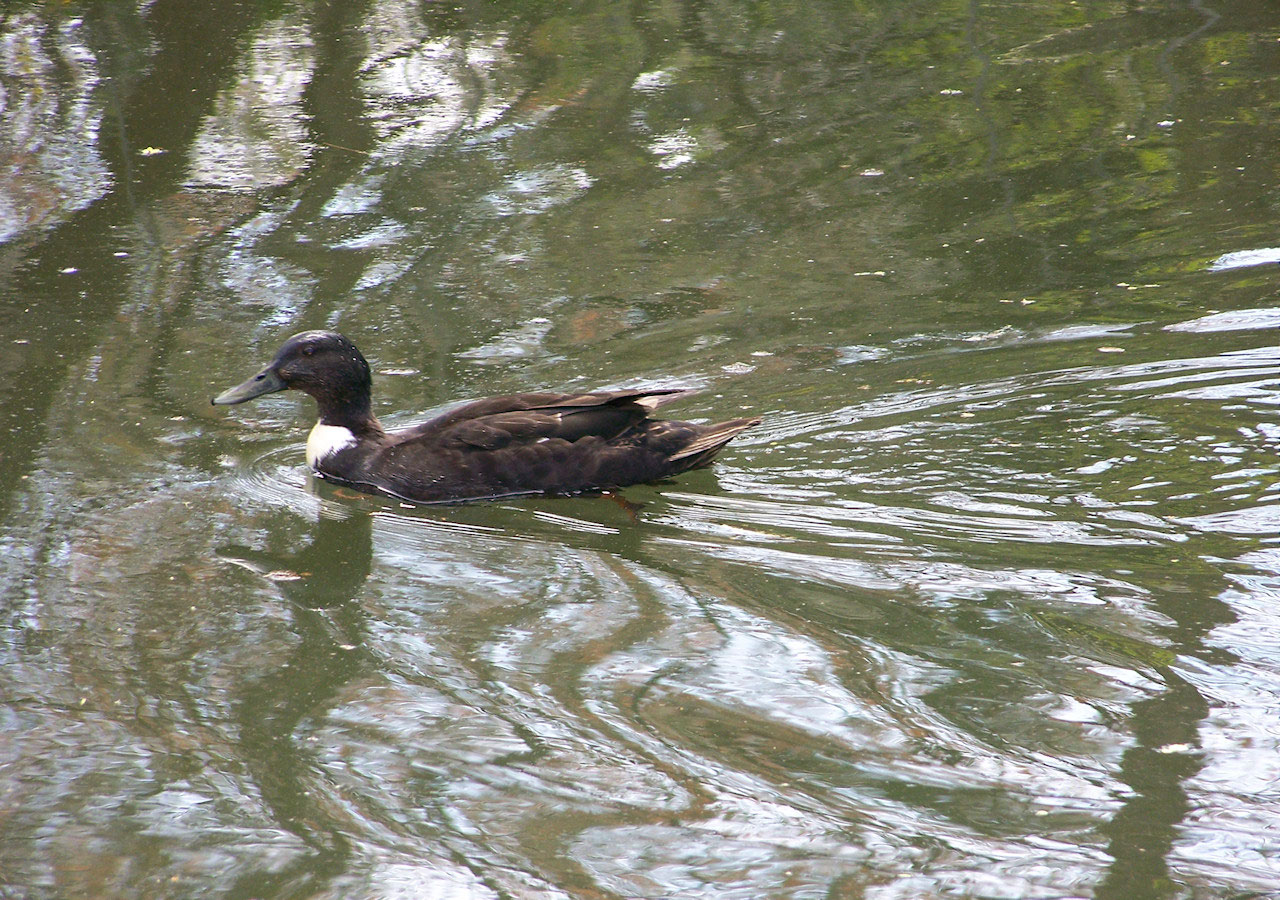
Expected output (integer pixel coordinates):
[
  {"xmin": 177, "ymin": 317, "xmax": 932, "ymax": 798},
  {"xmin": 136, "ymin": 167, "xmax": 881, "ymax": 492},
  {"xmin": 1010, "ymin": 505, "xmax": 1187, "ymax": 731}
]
[{"xmin": 2, "ymin": 1, "xmax": 1279, "ymax": 897}]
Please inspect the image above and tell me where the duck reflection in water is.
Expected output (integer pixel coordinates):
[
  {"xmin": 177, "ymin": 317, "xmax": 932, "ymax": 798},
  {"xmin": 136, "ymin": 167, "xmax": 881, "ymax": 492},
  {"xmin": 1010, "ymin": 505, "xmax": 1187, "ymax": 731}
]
[
  {"xmin": 218, "ymin": 503, "xmax": 373, "ymax": 854},
  {"xmin": 219, "ymin": 502, "xmax": 373, "ymax": 610}
]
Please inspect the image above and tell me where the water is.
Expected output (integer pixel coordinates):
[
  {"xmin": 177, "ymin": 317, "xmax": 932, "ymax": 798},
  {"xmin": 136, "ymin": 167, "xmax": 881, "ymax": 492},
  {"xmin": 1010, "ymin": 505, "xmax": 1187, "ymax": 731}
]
[{"xmin": 2, "ymin": 1, "xmax": 1279, "ymax": 897}]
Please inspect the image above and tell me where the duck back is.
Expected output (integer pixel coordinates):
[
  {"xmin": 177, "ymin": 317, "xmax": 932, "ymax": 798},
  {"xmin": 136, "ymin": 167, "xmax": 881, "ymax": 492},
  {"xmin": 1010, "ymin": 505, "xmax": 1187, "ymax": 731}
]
[{"xmin": 317, "ymin": 390, "xmax": 758, "ymax": 503}]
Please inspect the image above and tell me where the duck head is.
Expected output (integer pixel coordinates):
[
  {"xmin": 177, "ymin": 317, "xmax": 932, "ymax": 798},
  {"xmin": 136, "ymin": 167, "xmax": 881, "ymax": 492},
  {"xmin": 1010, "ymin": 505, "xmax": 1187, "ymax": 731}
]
[{"xmin": 212, "ymin": 330, "xmax": 374, "ymax": 423}]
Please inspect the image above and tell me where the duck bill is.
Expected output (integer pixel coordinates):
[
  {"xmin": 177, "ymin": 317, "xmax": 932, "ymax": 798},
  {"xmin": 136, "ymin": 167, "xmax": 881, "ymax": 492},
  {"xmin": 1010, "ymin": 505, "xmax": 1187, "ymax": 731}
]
[{"xmin": 211, "ymin": 367, "xmax": 287, "ymax": 405}]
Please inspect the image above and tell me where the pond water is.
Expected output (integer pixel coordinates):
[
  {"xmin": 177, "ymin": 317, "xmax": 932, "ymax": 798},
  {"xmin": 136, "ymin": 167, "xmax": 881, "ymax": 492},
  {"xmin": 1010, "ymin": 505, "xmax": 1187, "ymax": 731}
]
[{"xmin": 2, "ymin": 1, "xmax": 1279, "ymax": 897}]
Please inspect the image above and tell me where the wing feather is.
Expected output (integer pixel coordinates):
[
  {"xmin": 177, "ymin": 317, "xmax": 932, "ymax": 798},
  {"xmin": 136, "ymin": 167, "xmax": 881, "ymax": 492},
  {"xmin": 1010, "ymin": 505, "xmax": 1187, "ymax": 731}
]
[{"xmin": 402, "ymin": 389, "xmax": 694, "ymax": 449}]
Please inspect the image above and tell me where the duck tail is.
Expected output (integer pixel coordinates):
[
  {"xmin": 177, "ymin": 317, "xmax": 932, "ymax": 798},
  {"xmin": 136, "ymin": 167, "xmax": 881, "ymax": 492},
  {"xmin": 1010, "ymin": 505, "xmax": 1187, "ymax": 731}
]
[
  {"xmin": 633, "ymin": 389, "xmax": 695, "ymax": 411},
  {"xmin": 668, "ymin": 417, "xmax": 762, "ymax": 469}
]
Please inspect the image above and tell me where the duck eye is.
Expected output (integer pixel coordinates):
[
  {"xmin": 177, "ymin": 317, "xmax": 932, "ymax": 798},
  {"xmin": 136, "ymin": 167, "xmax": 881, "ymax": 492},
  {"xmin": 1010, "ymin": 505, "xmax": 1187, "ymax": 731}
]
[{"xmin": 301, "ymin": 345, "xmax": 316, "ymax": 357}]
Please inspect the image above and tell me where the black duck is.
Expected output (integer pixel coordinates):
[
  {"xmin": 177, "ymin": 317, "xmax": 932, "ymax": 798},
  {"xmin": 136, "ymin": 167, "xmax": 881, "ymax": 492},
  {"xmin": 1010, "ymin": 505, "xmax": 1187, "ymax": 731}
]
[{"xmin": 212, "ymin": 331, "xmax": 759, "ymax": 503}]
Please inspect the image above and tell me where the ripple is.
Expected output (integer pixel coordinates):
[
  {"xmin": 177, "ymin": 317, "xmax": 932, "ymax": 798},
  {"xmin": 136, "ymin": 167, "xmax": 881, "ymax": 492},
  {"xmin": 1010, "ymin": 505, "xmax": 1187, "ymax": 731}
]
[
  {"xmin": 186, "ymin": 335, "xmax": 1280, "ymax": 899},
  {"xmin": 224, "ymin": 442, "xmax": 321, "ymax": 514},
  {"xmin": 1207, "ymin": 247, "xmax": 1280, "ymax": 272}
]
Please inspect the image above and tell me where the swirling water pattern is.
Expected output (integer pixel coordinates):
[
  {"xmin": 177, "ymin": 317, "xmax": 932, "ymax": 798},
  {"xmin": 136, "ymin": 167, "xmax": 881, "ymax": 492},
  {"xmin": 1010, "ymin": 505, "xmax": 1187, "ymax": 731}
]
[{"xmin": 2, "ymin": 2, "xmax": 1279, "ymax": 898}]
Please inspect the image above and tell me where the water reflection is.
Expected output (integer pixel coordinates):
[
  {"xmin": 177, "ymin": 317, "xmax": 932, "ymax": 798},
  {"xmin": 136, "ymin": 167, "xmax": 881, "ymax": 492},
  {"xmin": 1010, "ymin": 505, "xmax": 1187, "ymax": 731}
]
[
  {"xmin": 1097, "ymin": 674, "xmax": 1206, "ymax": 900},
  {"xmin": 185, "ymin": 14, "xmax": 316, "ymax": 192},
  {"xmin": 5, "ymin": 0, "xmax": 1280, "ymax": 897},
  {"xmin": 223, "ymin": 509, "xmax": 372, "ymax": 892},
  {"xmin": 0, "ymin": 13, "xmax": 111, "ymax": 244}
]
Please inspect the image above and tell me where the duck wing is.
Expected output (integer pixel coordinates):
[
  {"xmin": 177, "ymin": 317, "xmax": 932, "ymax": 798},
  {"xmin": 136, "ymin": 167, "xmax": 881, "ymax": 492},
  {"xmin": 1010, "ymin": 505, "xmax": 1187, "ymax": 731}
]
[
  {"xmin": 398, "ymin": 389, "xmax": 691, "ymax": 451},
  {"xmin": 354, "ymin": 388, "xmax": 757, "ymax": 503}
]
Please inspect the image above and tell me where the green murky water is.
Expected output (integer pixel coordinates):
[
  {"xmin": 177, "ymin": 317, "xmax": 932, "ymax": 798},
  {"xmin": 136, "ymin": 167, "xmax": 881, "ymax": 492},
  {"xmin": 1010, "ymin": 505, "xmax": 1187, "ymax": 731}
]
[{"xmin": 3, "ymin": 1, "xmax": 1279, "ymax": 897}]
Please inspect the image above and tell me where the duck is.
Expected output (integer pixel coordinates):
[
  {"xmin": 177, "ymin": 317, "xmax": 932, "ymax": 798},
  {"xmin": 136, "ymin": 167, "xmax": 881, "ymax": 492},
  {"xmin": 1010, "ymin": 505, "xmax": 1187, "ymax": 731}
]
[{"xmin": 212, "ymin": 330, "xmax": 760, "ymax": 504}]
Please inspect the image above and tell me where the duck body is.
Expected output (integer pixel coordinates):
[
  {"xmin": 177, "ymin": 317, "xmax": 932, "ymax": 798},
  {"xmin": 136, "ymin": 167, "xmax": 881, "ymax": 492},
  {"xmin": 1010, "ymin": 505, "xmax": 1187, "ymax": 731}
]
[{"xmin": 213, "ymin": 331, "xmax": 759, "ymax": 504}]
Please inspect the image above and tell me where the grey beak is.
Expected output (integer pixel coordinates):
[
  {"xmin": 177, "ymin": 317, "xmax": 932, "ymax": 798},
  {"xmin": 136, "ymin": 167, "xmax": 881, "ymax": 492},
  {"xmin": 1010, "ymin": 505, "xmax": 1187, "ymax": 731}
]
[{"xmin": 211, "ymin": 367, "xmax": 288, "ymax": 405}]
